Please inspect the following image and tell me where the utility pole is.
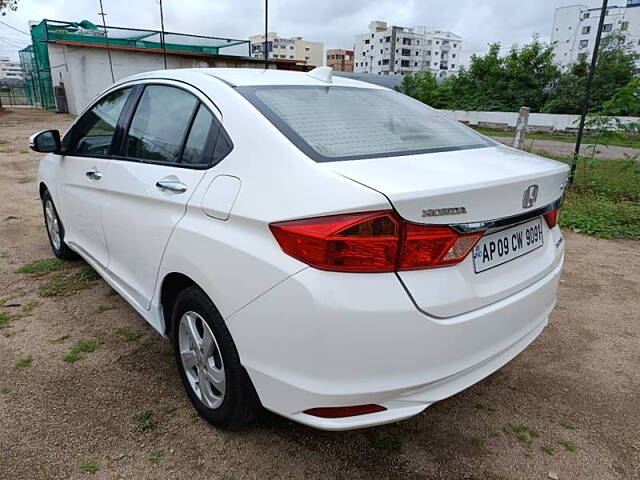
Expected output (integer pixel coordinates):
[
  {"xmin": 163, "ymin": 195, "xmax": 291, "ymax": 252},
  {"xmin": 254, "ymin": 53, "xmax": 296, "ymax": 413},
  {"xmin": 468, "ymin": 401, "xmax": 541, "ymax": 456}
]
[
  {"xmin": 569, "ymin": 0, "xmax": 608, "ymax": 185},
  {"xmin": 158, "ymin": 0, "xmax": 168, "ymax": 69},
  {"xmin": 98, "ymin": 0, "xmax": 115, "ymax": 83},
  {"xmin": 264, "ymin": 0, "xmax": 268, "ymax": 69}
]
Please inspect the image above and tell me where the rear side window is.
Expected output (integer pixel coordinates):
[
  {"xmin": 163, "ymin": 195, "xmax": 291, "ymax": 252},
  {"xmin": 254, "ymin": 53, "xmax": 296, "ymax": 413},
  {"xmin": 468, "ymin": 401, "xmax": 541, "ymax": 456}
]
[
  {"xmin": 67, "ymin": 87, "xmax": 131, "ymax": 156},
  {"xmin": 238, "ymin": 86, "xmax": 493, "ymax": 162},
  {"xmin": 124, "ymin": 85, "xmax": 198, "ymax": 163},
  {"xmin": 181, "ymin": 104, "xmax": 213, "ymax": 165}
]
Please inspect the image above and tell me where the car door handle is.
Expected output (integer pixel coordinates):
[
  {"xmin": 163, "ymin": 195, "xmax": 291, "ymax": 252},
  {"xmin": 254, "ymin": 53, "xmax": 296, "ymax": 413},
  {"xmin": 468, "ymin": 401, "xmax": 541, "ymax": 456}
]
[
  {"xmin": 156, "ymin": 181, "xmax": 188, "ymax": 193},
  {"xmin": 85, "ymin": 169, "xmax": 102, "ymax": 180}
]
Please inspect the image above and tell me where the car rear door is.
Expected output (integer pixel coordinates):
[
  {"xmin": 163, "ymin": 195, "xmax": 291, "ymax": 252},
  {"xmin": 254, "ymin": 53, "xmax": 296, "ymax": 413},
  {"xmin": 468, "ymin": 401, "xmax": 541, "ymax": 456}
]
[
  {"xmin": 99, "ymin": 81, "xmax": 222, "ymax": 310},
  {"xmin": 56, "ymin": 87, "xmax": 133, "ymax": 267}
]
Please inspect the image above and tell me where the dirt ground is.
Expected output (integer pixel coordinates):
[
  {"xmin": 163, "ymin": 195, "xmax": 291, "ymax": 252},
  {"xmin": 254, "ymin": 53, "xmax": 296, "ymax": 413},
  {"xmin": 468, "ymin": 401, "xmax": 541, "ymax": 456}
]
[{"xmin": 1, "ymin": 108, "xmax": 639, "ymax": 480}]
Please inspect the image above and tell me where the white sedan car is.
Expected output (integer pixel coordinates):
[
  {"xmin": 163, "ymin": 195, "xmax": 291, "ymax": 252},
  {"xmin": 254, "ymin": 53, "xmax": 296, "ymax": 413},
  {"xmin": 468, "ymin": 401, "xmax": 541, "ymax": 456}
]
[{"xmin": 31, "ymin": 67, "xmax": 569, "ymax": 430}]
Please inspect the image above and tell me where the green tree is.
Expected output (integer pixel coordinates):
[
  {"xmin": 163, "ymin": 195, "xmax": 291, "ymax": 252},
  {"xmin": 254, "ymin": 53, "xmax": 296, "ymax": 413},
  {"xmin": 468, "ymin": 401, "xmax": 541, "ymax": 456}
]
[
  {"xmin": 600, "ymin": 78, "xmax": 640, "ymax": 116},
  {"xmin": 399, "ymin": 37, "xmax": 559, "ymax": 112},
  {"xmin": 0, "ymin": 0, "xmax": 19, "ymax": 15},
  {"xmin": 399, "ymin": 71, "xmax": 445, "ymax": 107},
  {"xmin": 543, "ymin": 33, "xmax": 636, "ymax": 114}
]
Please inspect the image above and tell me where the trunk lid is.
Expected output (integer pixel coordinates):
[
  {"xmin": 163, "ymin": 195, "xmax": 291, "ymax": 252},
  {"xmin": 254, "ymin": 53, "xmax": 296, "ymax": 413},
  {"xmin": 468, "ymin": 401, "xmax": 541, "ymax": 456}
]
[
  {"xmin": 323, "ymin": 145, "xmax": 569, "ymax": 225},
  {"xmin": 322, "ymin": 145, "xmax": 569, "ymax": 317}
]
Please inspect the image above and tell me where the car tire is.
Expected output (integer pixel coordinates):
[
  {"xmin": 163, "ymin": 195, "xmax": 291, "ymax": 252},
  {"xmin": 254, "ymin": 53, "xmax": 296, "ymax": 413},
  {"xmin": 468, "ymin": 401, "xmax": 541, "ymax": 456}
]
[
  {"xmin": 42, "ymin": 190, "xmax": 77, "ymax": 261},
  {"xmin": 171, "ymin": 286, "xmax": 258, "ymax": 429}
]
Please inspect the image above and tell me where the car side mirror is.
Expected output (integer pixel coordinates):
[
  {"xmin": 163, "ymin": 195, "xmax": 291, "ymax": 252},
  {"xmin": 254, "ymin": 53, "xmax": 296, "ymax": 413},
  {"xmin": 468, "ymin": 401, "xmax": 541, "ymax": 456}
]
[{"xmin": 29, "ymin": 129, "xmax": 61, "ymax": 154}]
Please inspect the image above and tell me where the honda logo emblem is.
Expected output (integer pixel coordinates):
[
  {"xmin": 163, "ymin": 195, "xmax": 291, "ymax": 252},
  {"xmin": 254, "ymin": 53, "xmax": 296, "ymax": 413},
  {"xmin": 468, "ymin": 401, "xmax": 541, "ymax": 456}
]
[{"xmin": 522, "ymin": 185, "xmax": 539, "ymax": 209}]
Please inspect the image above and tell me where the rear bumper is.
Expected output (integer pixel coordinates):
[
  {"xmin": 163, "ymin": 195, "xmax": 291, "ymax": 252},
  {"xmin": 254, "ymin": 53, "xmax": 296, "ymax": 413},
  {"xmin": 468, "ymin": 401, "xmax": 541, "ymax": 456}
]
[{"xmin": 226, "ymin": 256, "xmax": 563, "ymax": 430}]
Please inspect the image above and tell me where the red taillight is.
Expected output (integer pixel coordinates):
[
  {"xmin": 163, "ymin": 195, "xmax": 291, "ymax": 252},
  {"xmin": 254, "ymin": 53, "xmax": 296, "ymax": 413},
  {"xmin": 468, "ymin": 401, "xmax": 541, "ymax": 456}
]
[
  {"xmin": 270, "ymin": 211, "xmax": 483, "ymax": 273},
  {"xmin": 543, "ymin": 209, "xmax": 560, "ymax": 229},
  {"xmin": 400, "ymin": 224, "xmax": 482, "ymax": 270},
  {"xmin": 304, "ymin": 404, "xmax": 387, "ymax": 418}
]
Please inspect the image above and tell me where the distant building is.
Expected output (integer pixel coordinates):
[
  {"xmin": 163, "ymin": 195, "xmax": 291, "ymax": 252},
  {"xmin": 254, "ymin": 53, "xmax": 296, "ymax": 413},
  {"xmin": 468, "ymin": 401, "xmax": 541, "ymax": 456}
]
[
  {"xmin": 326, "ymin": 49, "xmax": 354, "ymax": 72},
  {"xmin": 552, "ymin": 1, "xmax": 640, "ymax": 72},
  {"xmin": 249, "ymin": 32, "xmax": 323, "ymax": 67},
  {"xmin": 0, "ymin": 56, "xmax": 23, "ymax": 83},
  {"xmin": 354, "ymin": 21, "xmax": 463, "ymax": 79}
]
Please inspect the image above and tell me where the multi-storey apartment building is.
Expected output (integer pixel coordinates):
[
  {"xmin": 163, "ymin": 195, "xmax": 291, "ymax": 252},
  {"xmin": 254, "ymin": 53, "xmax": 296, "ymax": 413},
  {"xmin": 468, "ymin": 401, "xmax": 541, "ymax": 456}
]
[
  {"xmin": 551, "ymin": 1, "xmax": 640, "ymax": 71},
  {"xmin": 353, "ymin": 21, "xmax": 463, "ymax": 79},
  {"xmin": 326, "ymin": 49, "xmax": 354, "ymax": 72},
  {"xmin": 249, "ymin": 32, "xmax": 323, "ymax": 67},
  {"xmin": 0, "ymin": 56, "xmax": 23, "ymax": 83}
]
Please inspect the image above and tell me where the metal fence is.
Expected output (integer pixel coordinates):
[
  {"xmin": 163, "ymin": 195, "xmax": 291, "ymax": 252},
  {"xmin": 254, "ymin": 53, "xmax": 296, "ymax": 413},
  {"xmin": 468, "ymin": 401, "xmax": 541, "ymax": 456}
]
[{"xmin": 0, "ymin": 86, "xmax": 38, "ymax": 108}]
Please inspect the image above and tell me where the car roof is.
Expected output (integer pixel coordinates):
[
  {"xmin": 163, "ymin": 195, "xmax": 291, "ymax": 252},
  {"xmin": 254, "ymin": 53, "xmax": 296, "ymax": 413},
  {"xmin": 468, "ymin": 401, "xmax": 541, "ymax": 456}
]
[{"xmin": 117, "ymin": 67, "xmax": 387, "ymax": 90}]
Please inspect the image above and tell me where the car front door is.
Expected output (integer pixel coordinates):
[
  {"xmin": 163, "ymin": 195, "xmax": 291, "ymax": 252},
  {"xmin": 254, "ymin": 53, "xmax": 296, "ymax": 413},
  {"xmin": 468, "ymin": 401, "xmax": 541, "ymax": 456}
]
[
  {"xmin": 57, "ymin": 87, "xmax": 133, "ymax": 267},
  {"xmin": 100, "ymin": 82, "xmax": 223, "ymax": 310}
]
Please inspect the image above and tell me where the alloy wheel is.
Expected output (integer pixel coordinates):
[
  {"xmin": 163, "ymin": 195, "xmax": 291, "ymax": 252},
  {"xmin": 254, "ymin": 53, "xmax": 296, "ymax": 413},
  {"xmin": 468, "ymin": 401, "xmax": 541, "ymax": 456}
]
[{"xmin": 178, "ymin": 311, "xmax": 226, "ymax": 409}]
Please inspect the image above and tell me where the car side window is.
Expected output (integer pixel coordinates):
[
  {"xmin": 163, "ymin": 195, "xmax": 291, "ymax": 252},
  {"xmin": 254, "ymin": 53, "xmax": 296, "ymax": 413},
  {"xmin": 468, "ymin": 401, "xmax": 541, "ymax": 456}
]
[
  {"xmin": 66, "ymin": 87, "xmax": 132, "ymax": 156},
  {"xmin": 124, "ymin": 85, "xmax": 198, "ymax": 164},
  {"xmin": 181, "ymin": 104, "xmax": 213, "ymax": 166}
]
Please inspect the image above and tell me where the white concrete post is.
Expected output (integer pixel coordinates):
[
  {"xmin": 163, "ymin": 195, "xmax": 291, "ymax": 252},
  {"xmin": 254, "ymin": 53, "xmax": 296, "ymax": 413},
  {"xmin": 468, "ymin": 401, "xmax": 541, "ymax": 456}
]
[{"xmin": 513, "ymin": 106, "xmax": 531, "ymax": 150}]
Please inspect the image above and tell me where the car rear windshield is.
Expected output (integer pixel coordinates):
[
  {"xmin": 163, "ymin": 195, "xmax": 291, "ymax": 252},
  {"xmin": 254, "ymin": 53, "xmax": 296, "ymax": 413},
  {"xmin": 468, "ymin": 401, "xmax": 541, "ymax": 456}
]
[{"xmin": 237, "ymin": 85, "xmax": 493, "ymax": 162}]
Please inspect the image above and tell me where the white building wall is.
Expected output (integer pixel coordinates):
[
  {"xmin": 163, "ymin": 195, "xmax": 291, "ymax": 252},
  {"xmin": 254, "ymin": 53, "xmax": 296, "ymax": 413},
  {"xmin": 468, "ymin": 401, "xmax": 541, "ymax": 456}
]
[
  {"xmin": 47, "ymin": 45, "xmax": 261, "ymax": 115},
  {"xmin": 443, "ymin": 109, "xmax": 640, "ymax": 132},
  {"xmin": 552, "ymin": 1, "xmax": 640, "ymax": 71},
  {"xmin": 353, "ymin": 21, "xmax": 463, "ymax": 79}
]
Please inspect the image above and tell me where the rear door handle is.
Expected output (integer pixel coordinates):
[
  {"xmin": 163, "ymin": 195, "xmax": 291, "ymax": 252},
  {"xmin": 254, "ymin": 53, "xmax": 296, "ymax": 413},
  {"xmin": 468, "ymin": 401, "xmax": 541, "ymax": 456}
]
[
  {"xmin": 85, "ymin": 169, "xmax": 102, "ymax": 180},
  {"xmin": 156, "ymin": 181, "xmax": 188, "ymax": 193}
]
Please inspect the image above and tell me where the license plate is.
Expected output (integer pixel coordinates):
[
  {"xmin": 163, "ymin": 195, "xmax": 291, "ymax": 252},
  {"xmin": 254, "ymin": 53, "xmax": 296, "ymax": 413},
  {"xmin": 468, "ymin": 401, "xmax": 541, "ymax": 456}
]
[{"xmin": 472, "ymin": 218, "xmax": 544, "ymax": 273}]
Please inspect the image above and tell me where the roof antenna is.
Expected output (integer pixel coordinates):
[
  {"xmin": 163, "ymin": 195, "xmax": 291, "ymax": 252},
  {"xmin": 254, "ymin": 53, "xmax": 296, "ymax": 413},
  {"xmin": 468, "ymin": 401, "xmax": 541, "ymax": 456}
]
[{"xmin": 307, "ymin": 66, "xmax": 333, "ymax": 83}]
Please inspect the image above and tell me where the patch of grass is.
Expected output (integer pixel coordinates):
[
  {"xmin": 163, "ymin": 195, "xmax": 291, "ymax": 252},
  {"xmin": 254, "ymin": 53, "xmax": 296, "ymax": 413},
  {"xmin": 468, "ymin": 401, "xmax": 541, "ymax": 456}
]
[
  {"xmin": 0, "ymin": 251, "xmax": 9, "ymax": 259},
  {"xmin": 16, "ymin": 354, "xmax": 33, "ymax": 369},
  {"xmin": 140, "ymin": 336, "xmax": 155, "ymax": 351},
  {"xmin": 0, "ymin": 311, "xmax": 11, "ymax": 329},
  {"xmin": 560, "ymin": 420, "xmax": 577, "ymax": 430},
  {"xmin": 0, "ymin": 299, "xmax": 5, "ymax": 307},
  {"xmin": 0, "ymin": 385, "xmax": 10, "ymax": 394},
  {"xmin": 537, "ymin": 156, "xmax": 640, "ymax": 239},
  {"xmin": 540, "ymin": 445, "xmax": 555, "ymax": 455},
  {"xmin": 559, "ymin": 440, "xmax": 577, "ymax": 452},
  {"xmin": 561, "ymin": 191, "xmax": 640, "ymax": 238},
  {"xmin": 95, "ymin": 305, "xmax": 117, "ymax": 314},
  {"xmin": 78, "ymin": 459, "xmax": 99, "ymax": 474},
  {"xmin": 505, "ymin": 424, "xmax": 540, "ymax": 446},
  {"xmin": 51, "ymin": 334, "xmax": 70, "ymax": 343},
  {"xmin": 475, "ymin": 126, "xmax": 640, "ymax": 149},
  {"xmin": 63, "ymin": 350, "xmax": 82, "ymax": 363},
  {"xmin": 147, "ymin": 449, "xmax": 163, "ymax": 463},
  {"xmin": 21, "ymin": 300, "xmax": 40, "ymax": 314},
  {"xmin": 38, "ymin": 267, "xmax": 101, "ymax": 297},
  {"xmin": 115, "ymin": 327, "xmax": 143, "ymax": 342},
  {"xmin": 64, "ymin": 339, "xmax": 98, "ymax": 363},
  {"xmin": 16, "ymin": 258, "xmax": 66, "ymax": 275},
  {"xmin": 135, "ymin": 409, "xmax": 156, "ymax": 432},
  {"xmin": 474, "ymin": 402, "xmax": 497, "ymax": 412},
  {"xmin": 19, "ymin": 149, "xmax": 28, "ymax": 154}
]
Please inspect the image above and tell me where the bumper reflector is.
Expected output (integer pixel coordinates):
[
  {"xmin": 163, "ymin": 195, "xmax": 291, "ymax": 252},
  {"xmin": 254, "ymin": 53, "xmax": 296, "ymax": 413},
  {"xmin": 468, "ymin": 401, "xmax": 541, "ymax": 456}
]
[{"xmin": 303, "ymin": 404, "xmax": 387, "ymax": 418}]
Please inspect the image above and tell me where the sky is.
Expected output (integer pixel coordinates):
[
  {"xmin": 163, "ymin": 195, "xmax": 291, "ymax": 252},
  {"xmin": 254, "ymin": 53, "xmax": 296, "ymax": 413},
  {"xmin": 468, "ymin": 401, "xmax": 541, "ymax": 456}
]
[{"xmin": 0, "ymin": 0, "xmax": 608, "ymax": 62}]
